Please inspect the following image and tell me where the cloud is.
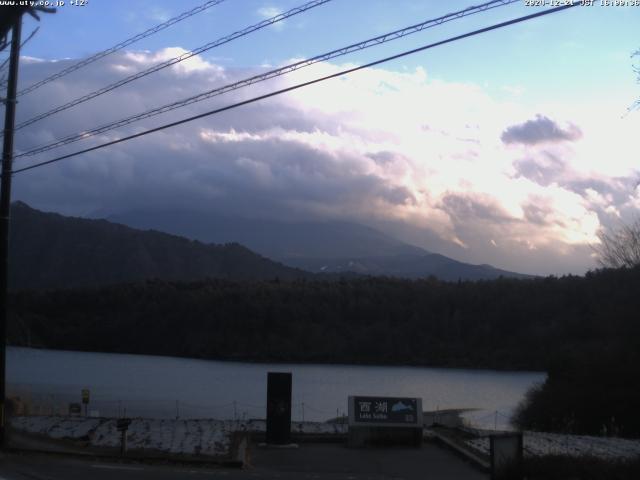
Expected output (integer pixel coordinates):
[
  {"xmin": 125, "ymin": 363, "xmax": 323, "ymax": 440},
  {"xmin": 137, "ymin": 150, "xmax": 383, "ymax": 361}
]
[
  {"xmin": 149, "ymin": 7, "xmax": 171, "ymax": 23},
  {"xmin": 256, "ymin": 6, "xmax": 285, "ymax": 30},
  {"xmin": 501, "ymin": 114, "xmax": 582, "ymax": 145},
  {"xmin": 440, "ymin": 192, "xmax": 514, "ymax": 224},
  {"xmin": 512, "ymin": 151, "xmax": 567, "ymax": 186},
  {"xmin": 522, "ymin": 199, "xmax": 556, "ymax": 226},
  {"xmin": 10, "ymin": 48, "xmax": 640, "ymax": 275},
  {"xmin": 257, "ymin": 6, "xmax": 282, "ymax": 18}
]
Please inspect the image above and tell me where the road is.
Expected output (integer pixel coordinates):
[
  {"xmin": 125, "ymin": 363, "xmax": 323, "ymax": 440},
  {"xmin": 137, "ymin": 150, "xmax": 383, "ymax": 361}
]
[{"xmin": 0, "ymin": 442, "xmax": 488, "ymax": 480}]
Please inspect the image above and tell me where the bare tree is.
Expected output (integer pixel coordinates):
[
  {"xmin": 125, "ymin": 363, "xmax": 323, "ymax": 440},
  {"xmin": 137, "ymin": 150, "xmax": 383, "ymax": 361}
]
[
  {"xmin": 630, "ymin": 48, "xmax": 640, "ymax": 113},
  {"xmin": 594, "ymin": 218, "xmax": 640, "ymax": 268},
  {"xmin": 595, "ymin": 51, "xmax": 640, "ymax": 267}
]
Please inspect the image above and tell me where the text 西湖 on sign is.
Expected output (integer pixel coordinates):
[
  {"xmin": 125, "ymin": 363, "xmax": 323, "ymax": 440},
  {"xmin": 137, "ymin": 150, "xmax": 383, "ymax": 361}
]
[{"xmin": 348, "ymin": 396, "xmax": 422, "ymax": 427}]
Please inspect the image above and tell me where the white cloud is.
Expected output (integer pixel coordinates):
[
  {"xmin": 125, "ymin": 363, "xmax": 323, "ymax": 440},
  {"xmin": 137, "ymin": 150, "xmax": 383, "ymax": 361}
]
[
  {"xmin": 257, "ymin": 6, "xmax": 282, "ymax": 18},
  {"xmin": 20, "ymin": 56, "xmax": 47, "ymax": 64},
  {"xmin": 256, "ymin": 6, "xmax": 285, "ymax": 30},
  {"xmin": 149, "ymin": 7, "xmax": 171, "ymax": 23}
]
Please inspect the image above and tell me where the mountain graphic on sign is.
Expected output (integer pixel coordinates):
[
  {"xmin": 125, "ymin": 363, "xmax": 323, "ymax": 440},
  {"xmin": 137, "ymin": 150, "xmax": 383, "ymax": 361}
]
[{"xmin": 391, "ymin": 401, "xmax": 414, "ymax": 413}]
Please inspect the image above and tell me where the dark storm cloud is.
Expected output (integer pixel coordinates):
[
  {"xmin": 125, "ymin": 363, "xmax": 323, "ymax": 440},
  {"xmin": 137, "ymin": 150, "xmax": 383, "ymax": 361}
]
[
  {"xmin": 501, "ymin": 115, "xmax": 582, "ymax": 145},
  {"xmin": 13, "ymin": 110, "xmax": 412, "ymax": 222},
  {"xmin": 10, "ymin": 52, "xmax": 367, "ymax": 215}
]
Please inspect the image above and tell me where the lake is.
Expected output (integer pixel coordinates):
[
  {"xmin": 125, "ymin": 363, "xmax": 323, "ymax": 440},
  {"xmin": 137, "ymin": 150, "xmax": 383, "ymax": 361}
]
[{"xmin": 7, "ymin": 347, "xmax": 545, "ymax": 430}]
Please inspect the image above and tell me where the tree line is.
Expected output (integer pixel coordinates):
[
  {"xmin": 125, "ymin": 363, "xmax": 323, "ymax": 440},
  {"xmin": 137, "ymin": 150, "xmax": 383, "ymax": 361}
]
[{"xmin": 7, "ymin": 266, "xmax": 640, "ymax": 436}]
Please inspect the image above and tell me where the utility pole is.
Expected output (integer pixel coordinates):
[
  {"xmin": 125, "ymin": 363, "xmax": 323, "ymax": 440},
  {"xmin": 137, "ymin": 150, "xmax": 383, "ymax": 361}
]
[{"xmin": 0, "ymin": 12, "xmax": 22, "ymax": 450}]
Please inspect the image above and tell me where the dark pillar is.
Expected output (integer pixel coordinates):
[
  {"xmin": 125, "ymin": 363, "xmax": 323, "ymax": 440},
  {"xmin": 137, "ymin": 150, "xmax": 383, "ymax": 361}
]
[
  {"xmin": 0, "ymin": 13, "xmax": 23, "ymax": 450},
  {"xmin": 266, "ymin": 372, "xmax": 292, "ymax": 445}
]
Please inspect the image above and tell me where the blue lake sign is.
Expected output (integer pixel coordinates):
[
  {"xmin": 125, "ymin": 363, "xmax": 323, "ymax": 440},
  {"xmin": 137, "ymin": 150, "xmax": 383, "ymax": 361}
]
[{"xmin": 349, "ymin": 396, "xmax": 423, "ymax": 427}]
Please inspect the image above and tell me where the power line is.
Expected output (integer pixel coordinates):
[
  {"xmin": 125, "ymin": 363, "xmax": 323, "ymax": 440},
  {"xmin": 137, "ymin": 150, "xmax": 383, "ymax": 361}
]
[
  {"xmin": 9, "ymin": 4, "xmax": 578, "ymax": 176},
  {"xmin": 15, "ymin": 0, "xmax": 228, "ymax": 97},
  {"xmin": 0, "ymin": 55, "xmax": 9, "ymax": 81},
  {"xmin": 10, "ymin": 0, "xmax": 333, "ymax": 132},
  {"xmin": 0, "ymin": 55, "xmax": 8, "ymax": 75},
  {"xmin": 15, "ymin": 0, "xmax": 520, "ymax": 160}
]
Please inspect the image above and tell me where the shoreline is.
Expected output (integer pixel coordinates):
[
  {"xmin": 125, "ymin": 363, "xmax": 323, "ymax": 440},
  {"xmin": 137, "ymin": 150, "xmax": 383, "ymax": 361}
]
[{"xmin": 7, "ymin": 345, "xmax": 548, "ymax": 374}]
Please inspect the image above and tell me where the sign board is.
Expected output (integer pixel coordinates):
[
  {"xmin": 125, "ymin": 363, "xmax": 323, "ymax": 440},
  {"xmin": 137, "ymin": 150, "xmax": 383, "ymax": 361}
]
[
  {"xmin": 490, "ymin": 433, "xmax": 523, "ymax": 480},
  {"xmin": 68, "ymin": 403, "xmax": 82, "ymax": 416},
  {"xmin": 349, "ymin": 396, "xmax": 423, "ymax": 427},
  {"xmin": 81, "ymin": 388, "xmax": 90, "ymax": 404}
]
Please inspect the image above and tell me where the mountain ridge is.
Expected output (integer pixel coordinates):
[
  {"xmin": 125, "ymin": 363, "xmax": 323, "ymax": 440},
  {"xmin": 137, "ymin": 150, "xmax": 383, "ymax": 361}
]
[
  {"xmin": 109, "ymin": 208, "xmax": 532, "ymax": 280},
  {"xmin": 286, "ymin": 253, "xmax": 532, "ymax": 281},
  {"xmin": 9, "ymin": 201, "xmax": 308, "ymax": 290},
  {"xmin": 107, "ymin": 209, "xmax": 428, "ymax": 260},
  {"xmin": 9, "ymin": 202, "xmax": 531, "ymax": 290}
]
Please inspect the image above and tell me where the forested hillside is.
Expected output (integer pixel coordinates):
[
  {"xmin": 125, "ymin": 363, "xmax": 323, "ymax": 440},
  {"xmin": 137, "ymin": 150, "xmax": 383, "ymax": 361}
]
[
  {"xmin": 9, "ymin": 202, "xmax": 308, "ymax": 289},
  {"xmin": 8, "ymin": 267, "xmax": 638, "ymax": 369}
]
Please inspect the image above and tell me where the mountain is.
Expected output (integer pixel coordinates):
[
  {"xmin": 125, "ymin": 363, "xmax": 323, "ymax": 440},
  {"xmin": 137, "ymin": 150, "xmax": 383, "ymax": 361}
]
[
  {"xmin": 285, "ymin": 254, "xmax": 532, "ymax": 281},
  {"xmin": 8, "ymin": 202, "xmax": 308, "ymax": 290},
  {"xmin": 108, "ymin": 210, "xmax": 427, "ymax": 260},
  {"xmin": 109, "ymin": 209, "xmax": 531, "ymax": 280}
]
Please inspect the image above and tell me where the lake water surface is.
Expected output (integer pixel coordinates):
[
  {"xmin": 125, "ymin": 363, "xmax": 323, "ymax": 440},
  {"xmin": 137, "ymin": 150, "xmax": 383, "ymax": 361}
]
[{"xmin": 7, "ymin": 347, "xmax": 545, "ymax": 429}]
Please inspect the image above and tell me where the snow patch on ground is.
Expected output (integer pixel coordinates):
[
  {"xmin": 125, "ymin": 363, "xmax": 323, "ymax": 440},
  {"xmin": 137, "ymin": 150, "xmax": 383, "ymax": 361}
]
[
  {"xmin": 465, "ymin": 431, "xmax": 640, "ymax": 460},
  {"xmin": 10, "ymin": 416, "xmax": 233, "ymax": 457},
  {"xmin": 12, "ymin": 416, "xmax": 102, "ymax": 440},
  {"xmin": 9, "ymin": 416, "xmax": 348, "ymax": 457},
  {"xmin": 27, "ymin": 416, "xmax": 632, "ymax": 461}
]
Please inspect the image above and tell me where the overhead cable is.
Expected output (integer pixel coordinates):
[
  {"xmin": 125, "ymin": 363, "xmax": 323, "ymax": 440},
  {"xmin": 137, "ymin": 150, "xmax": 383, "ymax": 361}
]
[
  {"xmin": 15, "ymin": 0, "xmax": 228, "ymax": 97},
  {"xmin": 15, "ymin": 0, "xmax": 519, "ymax": 159},
  {"xmin": 9, "ymin": 4, "xmax": 578, "ymax": 176},
  {"xmin": 11, "ymin": 0, "xmax": 333, "ymax": 132}
]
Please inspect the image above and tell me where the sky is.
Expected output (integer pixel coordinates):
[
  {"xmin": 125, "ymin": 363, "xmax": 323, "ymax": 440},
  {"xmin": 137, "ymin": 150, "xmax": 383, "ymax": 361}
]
[{"xmin": 2, "ymin": 0, "xmax": 639, "ymax": 275}]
